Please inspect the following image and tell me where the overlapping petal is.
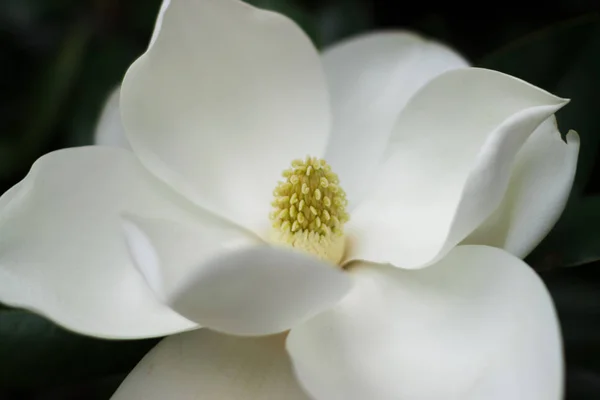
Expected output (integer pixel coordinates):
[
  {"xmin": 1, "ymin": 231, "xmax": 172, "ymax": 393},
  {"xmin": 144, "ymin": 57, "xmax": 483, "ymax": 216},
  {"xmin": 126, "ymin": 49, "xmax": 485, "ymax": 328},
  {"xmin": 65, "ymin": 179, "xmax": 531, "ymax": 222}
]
[
  {"xmin": 322, "ymin": 32, "xmax": 468, "ymax": 206},
  {"xmin": 112, "ymin": 330, "xmax": 310, "ymax": 400},
  {"xmin": 122, "ymin": 217, "xmax": 352, "ymax": 336},
  {"xmin": 347, "ymin": 68, "xmax": 568, "ymax": 269},
  {"xmin": 464, "ymin": 116, "xmax": 579, "ymax": 257},
  {"xmin": 287, "ymin": 246, "xmax": 562, "ymax": 400},
  {"xmin": 0, "ymin": 147, "xmax": 223, "ymax": 338}
]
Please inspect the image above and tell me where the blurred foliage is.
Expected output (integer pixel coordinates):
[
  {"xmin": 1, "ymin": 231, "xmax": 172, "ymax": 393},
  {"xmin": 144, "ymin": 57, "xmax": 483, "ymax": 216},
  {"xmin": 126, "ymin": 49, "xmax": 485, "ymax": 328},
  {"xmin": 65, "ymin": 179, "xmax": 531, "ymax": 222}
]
[
  {"xmin": 531, "ymin": 195, "xmax": 600, "ymax": 268},
  {"xmin": 1, "ymin": 0, "xmax": 600, "ymax": 398},
  {"xmin": 541, "ymin": 262, "xmax": 600, "ymax": 400},
  {"xmin": 0, "ymin": 309, "xmax": 156, "ymax": 389}
]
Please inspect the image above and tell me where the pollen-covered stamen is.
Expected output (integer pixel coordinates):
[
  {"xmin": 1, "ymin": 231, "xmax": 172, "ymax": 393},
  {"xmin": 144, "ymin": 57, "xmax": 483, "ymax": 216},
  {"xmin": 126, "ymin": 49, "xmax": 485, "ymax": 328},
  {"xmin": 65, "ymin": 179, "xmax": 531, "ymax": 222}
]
[{"xmin": 270, "ymin": 156, "xmax": 349, "ymax": 265}]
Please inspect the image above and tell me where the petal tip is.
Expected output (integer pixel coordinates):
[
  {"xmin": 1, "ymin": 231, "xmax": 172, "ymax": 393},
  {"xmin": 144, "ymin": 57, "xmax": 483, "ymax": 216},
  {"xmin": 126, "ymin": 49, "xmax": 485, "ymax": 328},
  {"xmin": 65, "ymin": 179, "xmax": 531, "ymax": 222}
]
[
  {"xmin": 566, "ymin": 129, "xmax": 580, "ymax": 145},
  {"xmin": 465, "ymin": 68, "xmax": 569, "ymax": 106}
]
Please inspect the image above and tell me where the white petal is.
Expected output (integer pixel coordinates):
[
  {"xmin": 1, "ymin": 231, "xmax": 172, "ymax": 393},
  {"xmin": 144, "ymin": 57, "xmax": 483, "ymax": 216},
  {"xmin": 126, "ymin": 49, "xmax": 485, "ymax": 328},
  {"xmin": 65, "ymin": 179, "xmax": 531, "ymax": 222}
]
[
  {"xmin": 347, "ymin": 68, "xmax": 568, "ymax": 269},
  {"xmin": 122, "ymin": 217, "xmax": 351, "ymax": 336},
  {"xmin": 120, "ymin": 0, "xmax": 331, "ymax": 235},
  {"xmin": 112, "ymin": 329, "xmax": 310, "ymax": 400},
  {"xmin": 287, "ymin": 246, "xmax": 562, "ymax": 400},
  {"xmin": 0, "ymin": 147, "xmax": 240, "ymax": 338},
  {"xmin": 464, "ymin": 117, "xmax": 580, "ymax": 258},
  {"xmin": 323, "ymin": 32, "xmax": 468, "ymax": 206},
  {"xmin": 93, "ymin": 87, "xmax": 130, "ymax": 149},
  {"xmin": 121, "ymin": 214, "xmax": 256, "ymax": 304}
]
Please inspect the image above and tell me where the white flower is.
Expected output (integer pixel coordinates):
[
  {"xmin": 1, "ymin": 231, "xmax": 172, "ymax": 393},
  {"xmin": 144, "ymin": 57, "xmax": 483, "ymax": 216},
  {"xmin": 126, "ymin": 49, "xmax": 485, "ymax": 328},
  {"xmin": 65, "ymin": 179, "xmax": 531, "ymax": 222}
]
[{"xmin": 0, "ymin": 0, "xmax": 580, "ymax": 399}]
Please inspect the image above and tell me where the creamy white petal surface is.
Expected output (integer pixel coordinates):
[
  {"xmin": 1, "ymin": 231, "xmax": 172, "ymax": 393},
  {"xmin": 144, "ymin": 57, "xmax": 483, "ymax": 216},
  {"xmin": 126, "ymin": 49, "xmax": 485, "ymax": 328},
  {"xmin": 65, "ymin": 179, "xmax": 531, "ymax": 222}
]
[
  {"xmin": 464, "ymin": 116, "xmax": 580, "ymax": 258},
  {"xmin": 122, "ymin": 214, "xmax": 257, "ymax": 304},
  {"xmin": 120, "ymin": 0, "xmax": 331, "ymax": 234},
  {"xmin": 123, "ymin": 217, "xmax": 352, "ymax": 336},
  {"xmin": 0, "ymin": 147, "xmax": 222, "ymax": 338},
  {"xmin": 287, "ymin": 246, "xmax": 562, "ymax": 400},
  {"xmin": 112, "ymin": 330, "xmax": 311, "ymax": 400},
  {"xmin": 347, "ymin": 68, "xmax": 568, "ymax": 269},
  {"xmin": 93, "ymin": 87, "xmax": 130, "ymax": 149},
  {"xmin": 322, "ymin": 32, "xmax": 468, "ymax": 207}
]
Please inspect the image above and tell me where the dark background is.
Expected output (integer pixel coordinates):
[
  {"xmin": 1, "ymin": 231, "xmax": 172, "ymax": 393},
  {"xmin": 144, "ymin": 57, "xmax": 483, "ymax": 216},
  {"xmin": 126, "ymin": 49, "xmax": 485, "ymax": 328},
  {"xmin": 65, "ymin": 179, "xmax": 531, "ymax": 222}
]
[{"xmin": 1, "ymin": 0, "xmax": 600, "ymax": 398}]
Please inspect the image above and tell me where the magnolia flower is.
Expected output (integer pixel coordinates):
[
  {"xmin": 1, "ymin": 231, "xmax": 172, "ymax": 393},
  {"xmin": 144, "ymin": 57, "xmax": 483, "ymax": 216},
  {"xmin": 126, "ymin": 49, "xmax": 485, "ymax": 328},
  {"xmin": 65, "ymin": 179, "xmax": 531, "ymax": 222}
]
[{"xmin": 0, "ymin": 0, "xmax": 580, "ymax": 399}]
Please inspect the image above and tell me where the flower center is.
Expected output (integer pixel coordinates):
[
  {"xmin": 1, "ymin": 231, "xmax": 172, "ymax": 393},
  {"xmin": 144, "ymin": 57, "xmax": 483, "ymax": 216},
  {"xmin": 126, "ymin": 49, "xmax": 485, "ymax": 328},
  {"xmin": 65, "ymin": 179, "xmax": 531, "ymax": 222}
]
[{"xmin": 269, "ymin": 156, "xmax": 349, "ymax": 265}]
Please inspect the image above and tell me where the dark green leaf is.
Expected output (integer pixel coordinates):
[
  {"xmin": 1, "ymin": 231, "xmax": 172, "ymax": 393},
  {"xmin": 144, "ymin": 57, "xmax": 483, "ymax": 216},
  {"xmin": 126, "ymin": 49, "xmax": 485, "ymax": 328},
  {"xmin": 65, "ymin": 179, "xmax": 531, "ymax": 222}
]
[
  {"xmin": 528, "ymin": 196, "xmax": 600, "ymax": 269},
  {"xmin": 30, "ymin": 374, "xmax": 126, "ymax": 400},
  {"xmin": 124, "ymin": 0, "xmax": 162, "ymax": 37},
  {"xmin": 566, "ymin": 368, "xmax": 600, "ymax": 400},
  {"xmin": 315, "ymin": 0, "xmax": 373, "ymax": 47},
  {"xmin": 63, "ymin": 35, "xmax": 143, "ymax": 147},
  {"xmin": 0, "ymin": 15, "xmax": 92, "ymax": 181},
  {"xmin": 0, "ymin": 309, "xmax": 157, "ymax": 389},
  {"xmin": 541, "ymin": 263, "xmax": 600, "ymax": 399}
]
